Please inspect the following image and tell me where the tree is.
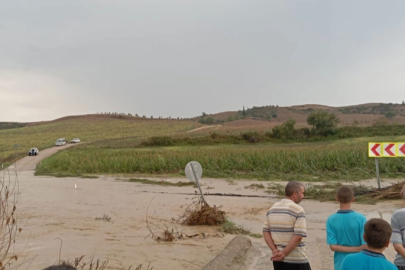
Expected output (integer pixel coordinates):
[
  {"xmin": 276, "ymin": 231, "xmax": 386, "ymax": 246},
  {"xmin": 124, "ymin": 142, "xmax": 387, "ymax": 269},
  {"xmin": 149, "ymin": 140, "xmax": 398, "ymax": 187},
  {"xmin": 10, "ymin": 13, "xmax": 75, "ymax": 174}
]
[
  {"xmin": 282, "ymin": 118, "xmax": 296, "ymax": 139},
  {"xmin": 385, "ymin": 111, "xmax": 396, "ymax": 119},
  {"xmin": 307, "ymin": 110, "xmax": 339, "ymax": 135},
  {"xmin": 205, "ymin": 117, "xmax": 214, "ymax": 124},
  {"xmin": 243, "ymin": 106, "xmax": 246, "ymax": 116},
  {"xmin": 272, "ymin": 118, "xmax": 296, "ymax": 140}
]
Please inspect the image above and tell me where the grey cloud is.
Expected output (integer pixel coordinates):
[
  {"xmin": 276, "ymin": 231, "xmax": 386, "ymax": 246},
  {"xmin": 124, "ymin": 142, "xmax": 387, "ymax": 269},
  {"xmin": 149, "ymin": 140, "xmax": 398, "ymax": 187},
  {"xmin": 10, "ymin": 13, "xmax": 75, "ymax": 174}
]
[{"xmin": 1, "ymin": 0, "xmax": 405, "ymax": 121}]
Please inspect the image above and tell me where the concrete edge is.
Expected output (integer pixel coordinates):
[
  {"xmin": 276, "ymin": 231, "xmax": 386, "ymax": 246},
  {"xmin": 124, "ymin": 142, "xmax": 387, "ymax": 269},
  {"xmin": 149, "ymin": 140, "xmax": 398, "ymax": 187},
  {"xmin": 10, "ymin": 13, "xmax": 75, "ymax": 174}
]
[{"xmin": 202, "ymin": 235, "xmax": 253, "ymax": 270}]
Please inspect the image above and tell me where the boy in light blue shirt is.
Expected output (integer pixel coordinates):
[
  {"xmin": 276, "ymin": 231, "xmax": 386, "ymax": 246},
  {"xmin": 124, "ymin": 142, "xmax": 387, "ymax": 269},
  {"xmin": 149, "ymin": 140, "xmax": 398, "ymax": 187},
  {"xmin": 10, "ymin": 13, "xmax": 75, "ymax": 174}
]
[
  {"xmin": 326, "ymin": 186, "xmax": 367, "ymax": 270},
  {"xmin": 340, "ymin": 218, "xmax": 397, "ymax": 270}
]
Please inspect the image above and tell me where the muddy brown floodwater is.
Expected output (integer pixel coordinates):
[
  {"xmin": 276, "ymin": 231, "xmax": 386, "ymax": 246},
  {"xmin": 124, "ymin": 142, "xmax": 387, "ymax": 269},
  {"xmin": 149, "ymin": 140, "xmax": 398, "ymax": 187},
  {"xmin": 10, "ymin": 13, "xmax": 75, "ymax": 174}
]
[{"xmin": 2, "ymin": 145, "xmax": 404, "ymax": 269}]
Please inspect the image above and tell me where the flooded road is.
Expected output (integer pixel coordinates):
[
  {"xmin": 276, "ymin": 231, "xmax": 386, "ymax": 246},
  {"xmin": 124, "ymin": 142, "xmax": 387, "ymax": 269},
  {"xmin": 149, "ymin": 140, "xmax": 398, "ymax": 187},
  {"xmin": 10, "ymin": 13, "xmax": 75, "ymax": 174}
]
[{"xmin": 2, "ymin": 147, "xmax": 404, "ymax": 269}]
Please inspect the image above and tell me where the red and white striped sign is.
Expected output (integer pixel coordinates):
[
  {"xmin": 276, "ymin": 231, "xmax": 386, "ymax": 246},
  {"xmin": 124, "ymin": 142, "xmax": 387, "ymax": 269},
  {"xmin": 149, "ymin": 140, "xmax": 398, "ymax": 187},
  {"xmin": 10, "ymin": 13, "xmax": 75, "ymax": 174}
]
[
  {"xmin": 368, "ymin": 143, "xmax": 382, "ymax": 157},
  {"xmin": 398, "ymin": 143, "xmax": 405, "ymax": 157},
  {"xmin": 383, "ymin": 143, "xmax": 396, "ymax": 157}
]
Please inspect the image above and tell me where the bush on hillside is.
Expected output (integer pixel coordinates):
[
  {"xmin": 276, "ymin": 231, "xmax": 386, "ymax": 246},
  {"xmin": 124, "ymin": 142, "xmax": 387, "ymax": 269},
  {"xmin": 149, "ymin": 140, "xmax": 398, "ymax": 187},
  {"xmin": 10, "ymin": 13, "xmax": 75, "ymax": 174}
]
[{"xmin": 307, "ymin": 110, "xmax": 339, "ymax": 136}]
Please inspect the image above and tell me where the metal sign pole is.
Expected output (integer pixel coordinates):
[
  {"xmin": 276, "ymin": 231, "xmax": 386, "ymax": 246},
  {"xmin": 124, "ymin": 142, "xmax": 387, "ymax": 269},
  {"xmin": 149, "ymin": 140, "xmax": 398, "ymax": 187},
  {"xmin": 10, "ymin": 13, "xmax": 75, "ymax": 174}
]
[
  {"xmin": 190, "ymin": 164, "xmax": 207, "ymax": 205},
  {"xmin": 375, "ymin": 158, "xmax": 381, "ymax": 190}
]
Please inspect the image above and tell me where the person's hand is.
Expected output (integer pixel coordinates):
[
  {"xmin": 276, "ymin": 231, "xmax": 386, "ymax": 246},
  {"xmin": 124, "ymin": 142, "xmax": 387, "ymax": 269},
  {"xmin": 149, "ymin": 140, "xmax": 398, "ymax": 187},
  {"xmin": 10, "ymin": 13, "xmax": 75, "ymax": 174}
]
[
  {"xmin": 357, "ymin": 245, "xmax": 367, "ymax": 252},
  {"xmin": 271, "ymin": 251, "xmax": 285, "ymax": 261}
]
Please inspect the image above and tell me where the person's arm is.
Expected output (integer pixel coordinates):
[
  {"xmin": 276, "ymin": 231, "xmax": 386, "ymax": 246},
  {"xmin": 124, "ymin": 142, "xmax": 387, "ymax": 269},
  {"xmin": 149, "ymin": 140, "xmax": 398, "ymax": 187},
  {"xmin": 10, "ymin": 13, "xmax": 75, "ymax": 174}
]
[
  {"xmin": 271, "ymin": 235, "xmax": 303, "ymax": 261},
  {"xmin": 263, "ymin": 231, "xmax": 280, "ymax": 254},
  {"xmin": 282, "ymin": 235, "xmax": 303, "ymax": 256},
  {"xmin": 393, "ymin": 243, "xmax": 405, "ymax": 258},
  {"xmin": 263, "ymin": 212, "xmax": 280, "ymax": 255},
  {"xmin": 330, "ymin": 244, "xmax": 366, "ymax": 253}
]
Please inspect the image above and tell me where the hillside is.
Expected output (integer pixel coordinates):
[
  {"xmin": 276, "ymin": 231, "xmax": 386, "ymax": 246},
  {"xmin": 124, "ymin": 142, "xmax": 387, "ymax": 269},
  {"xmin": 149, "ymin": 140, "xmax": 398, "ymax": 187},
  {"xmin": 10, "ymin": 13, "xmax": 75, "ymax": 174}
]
[
  {"xmin": 2, "ymin": 103, "xmax": 405, "ymax": 163},
  {"xmin": 202, "ymin": 103, "xmax": 405, "ymax": 129},
  {"xmin": 0, "ymin": 122, "xmax": 27, "ymax": 130},
  {"xmin": 0, "ymin": 115, "xmax": 198, "ymax": 164}
]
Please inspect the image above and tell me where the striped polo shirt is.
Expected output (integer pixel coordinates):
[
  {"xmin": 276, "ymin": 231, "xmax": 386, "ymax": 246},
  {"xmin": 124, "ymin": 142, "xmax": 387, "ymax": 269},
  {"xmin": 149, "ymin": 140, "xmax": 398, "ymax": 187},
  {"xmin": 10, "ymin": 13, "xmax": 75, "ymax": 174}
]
[
  {"xmin": 390, "ymin": 207, "xmax": 405, "ymax": 266},
  {"xmin": 263, "ymin": 199, "xmax": 308, "ymax": 263}
]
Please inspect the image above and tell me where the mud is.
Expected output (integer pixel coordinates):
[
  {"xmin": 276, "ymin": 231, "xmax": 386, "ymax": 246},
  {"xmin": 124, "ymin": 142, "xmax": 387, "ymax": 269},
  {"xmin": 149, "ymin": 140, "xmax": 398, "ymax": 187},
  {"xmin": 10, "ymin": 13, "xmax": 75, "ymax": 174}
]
[{"xmin": 2, "ymin": 147, "xmax": 404, "ymax": 269}]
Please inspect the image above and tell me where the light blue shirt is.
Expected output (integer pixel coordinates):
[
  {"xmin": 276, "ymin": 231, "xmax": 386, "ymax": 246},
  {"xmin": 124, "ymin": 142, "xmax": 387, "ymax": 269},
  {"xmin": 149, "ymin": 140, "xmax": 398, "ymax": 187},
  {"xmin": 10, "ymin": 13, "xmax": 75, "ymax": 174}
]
[
  {"xmin": 326, "ymin": 210, "xmax": 366, "ymax": 270},
  {"xmin": 341, "ymin": 250, "xmax": 397, "ymax": 270}
]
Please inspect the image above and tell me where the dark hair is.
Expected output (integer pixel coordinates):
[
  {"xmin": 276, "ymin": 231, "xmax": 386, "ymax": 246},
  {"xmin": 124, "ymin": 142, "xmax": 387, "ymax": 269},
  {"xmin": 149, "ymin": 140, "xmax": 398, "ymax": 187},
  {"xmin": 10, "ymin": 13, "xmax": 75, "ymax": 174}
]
[
  {"xmin": 336, "ymin": 186, "xmax": 354, "ymax": 203},
  {"xmin": 364, "ymin": 218, "xmax": 392, "ymax": 249},
  {"xmin": 285, "ymin": 181, "xmax": 303, "ymax": 197}
]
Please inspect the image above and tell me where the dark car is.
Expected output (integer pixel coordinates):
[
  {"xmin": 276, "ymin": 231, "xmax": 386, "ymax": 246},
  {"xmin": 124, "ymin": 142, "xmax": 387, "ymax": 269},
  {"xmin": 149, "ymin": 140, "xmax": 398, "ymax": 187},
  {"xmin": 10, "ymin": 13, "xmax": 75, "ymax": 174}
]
[{"xmin": 28, "ymin": 148, "xmax": 39, "ymax": 156}]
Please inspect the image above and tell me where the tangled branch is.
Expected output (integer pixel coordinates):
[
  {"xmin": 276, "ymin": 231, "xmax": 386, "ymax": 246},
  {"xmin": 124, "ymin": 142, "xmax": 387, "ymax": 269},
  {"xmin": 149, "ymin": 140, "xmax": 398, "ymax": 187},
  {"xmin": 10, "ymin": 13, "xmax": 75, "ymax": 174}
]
[{"xmin": 0, "ymin": 168, "xmax": 22, "ymax": 269}]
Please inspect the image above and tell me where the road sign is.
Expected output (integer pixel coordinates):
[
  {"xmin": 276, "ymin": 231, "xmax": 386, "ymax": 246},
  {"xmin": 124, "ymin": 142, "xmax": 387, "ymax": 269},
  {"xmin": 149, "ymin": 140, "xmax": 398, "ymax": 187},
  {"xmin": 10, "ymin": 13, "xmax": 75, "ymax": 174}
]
[
  {"xmin": 368, "ymin": 143, "xmax": 382, "ymax": 157},
  {"xmin": 185, "ymin": 161, "xmax": 207, "ymax": 205},
  {"xmin": 397, "ymin": 143, "xmax": 405, "ymax": 157},
  {"xmin": 383, "ymin": 143, "xmax": 396, "ymax": 157},
  {"xmin": 185, "ymin": 161, "xmax": 202, "ymax": 182}
]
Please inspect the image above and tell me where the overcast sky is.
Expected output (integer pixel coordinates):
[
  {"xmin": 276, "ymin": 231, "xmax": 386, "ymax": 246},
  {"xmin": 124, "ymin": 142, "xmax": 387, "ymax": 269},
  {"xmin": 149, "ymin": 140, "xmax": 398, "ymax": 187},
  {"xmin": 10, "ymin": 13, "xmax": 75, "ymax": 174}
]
[{"xmin": 1, "ymin": 0, "xmax": 405, "ymax": 122}]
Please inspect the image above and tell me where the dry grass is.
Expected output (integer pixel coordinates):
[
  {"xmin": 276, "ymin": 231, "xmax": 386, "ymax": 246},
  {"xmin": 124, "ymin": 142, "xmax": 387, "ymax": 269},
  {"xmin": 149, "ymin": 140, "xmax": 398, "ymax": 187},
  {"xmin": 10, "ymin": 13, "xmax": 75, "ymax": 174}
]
[
  {"xmin": 145, "ymin": 198, "xmax": 224, "ymax": 242},
  {"xmin": 179, "ymin": 201, "xmax": 226, "ymax": 226},
  {"xmin": 0, "ymin": 169, "xmax": 23, "ymax": 269},
  {"xmin": 43, "ymin": 256, "xmax": 154, "ymax": 270},
  {"xmin": 244, "ymin": 183, "xmax": 265, "ymax": 189},
  {"xmin": 127, "ymin": 178, "xmax": 195, "ymax": 187},
  {"xmin": 266, "ymin": 181, "xmax": 405, "ymax": 204},
  {"xmin": 365, "ymin": 182, "xmax": 405, "ymax": 200},
  {"xmin": 95, "ymin": 214, "xmax": 112, "ymax": 222}
]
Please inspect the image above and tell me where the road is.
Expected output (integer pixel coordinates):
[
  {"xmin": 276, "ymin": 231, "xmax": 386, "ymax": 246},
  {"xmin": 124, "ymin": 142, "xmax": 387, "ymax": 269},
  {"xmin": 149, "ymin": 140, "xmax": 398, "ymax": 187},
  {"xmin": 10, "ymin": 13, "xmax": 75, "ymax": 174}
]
[{"xmin": 7, "ymin": 144, "xmax": 75, "ymax": 172}]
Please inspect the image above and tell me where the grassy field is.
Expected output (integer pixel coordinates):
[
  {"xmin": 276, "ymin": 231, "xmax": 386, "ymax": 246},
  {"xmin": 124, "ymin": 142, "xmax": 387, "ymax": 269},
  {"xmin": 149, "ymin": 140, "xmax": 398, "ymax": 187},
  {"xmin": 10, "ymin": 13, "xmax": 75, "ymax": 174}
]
[
  {"xmin": 36, "ymin": 135, "xmax": 405, "ymax": 181},
  {"xmin": 0, "ymin": 115, "xmax": 198, "ymax": 165}
]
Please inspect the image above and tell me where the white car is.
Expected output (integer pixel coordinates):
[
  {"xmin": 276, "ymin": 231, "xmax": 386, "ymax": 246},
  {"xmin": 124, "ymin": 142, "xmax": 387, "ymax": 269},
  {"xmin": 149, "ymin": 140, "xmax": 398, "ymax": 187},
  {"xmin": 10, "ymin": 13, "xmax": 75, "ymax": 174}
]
[
  {"xmin": 70, "ymin": 138, "xmax": 81, "ymax": 143},
  {"xmin": 55, "ymin": 138, "xmax": 67, "ymax": 146},
  {"xmin": 28, "ymin": 148, "xmax": 39, "ymax": 156}
]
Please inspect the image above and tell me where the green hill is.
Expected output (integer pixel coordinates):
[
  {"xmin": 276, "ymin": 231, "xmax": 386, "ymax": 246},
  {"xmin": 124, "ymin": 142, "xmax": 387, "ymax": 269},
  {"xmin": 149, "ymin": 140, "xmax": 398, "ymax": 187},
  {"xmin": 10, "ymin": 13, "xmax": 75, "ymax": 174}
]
[{"xmin": 0, "ymin": 115, "xmax": 197, "ymax": 164}]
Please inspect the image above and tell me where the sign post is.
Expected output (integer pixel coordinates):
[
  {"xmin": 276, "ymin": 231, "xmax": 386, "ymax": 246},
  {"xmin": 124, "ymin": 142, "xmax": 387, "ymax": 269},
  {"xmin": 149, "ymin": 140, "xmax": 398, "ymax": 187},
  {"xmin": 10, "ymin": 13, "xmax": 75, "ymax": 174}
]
[
  {"xmin": 375, "ymin": 158, "xmax": 381, "ymax": 190},
  {"xmin": 185, "ymin": 161, "xmax": 207, "ymax": 205},
  {"xmin": 369, "ymin": 143, "xmax": 382, "ymax": 189}
]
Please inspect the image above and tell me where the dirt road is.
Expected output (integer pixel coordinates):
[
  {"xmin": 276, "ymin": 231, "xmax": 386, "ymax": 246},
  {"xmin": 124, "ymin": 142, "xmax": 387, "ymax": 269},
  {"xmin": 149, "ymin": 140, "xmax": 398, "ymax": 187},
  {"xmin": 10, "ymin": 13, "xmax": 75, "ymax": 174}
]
[
  {"xmin": 2, "ymin": 147, "xmax": 403, "ymax": 269},
  {"xmin": 8, "ymin": 144, "xmax": 75, "ymax": 171}
]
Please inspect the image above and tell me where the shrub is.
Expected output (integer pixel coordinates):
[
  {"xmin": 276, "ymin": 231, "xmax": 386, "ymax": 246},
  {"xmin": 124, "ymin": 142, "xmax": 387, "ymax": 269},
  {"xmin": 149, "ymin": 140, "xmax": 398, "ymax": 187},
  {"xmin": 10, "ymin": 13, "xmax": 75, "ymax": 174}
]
[
  {"xmin": 242, "ymin": 131, "xmax": 260, "ymax": 143},
  {"xmin": 307, "ymin": 110, "xmax": 339, "ymax": 135},
  {"xmin": 142, "ymin": 136, "xmax": 175, "ymax": 146}
]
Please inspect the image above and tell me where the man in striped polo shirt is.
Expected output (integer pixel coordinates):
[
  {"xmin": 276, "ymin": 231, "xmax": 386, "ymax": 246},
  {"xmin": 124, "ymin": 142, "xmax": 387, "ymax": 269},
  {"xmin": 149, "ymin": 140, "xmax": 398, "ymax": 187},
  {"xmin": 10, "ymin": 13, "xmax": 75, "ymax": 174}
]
[
  {"xmin": 391, "ymin": 183, "xmax": 405, "ymax": 269},
  {"xmin": 263, "ymin": 180, "xmax": 311, "ymax": 270}
]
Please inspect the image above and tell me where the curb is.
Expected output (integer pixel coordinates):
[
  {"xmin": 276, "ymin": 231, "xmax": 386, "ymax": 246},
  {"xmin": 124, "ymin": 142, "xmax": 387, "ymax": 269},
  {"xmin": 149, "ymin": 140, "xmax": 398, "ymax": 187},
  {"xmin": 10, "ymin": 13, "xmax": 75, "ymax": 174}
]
[{"xmin": 202, "ymin": 235, "xmax": 253, "ymax": 270}]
